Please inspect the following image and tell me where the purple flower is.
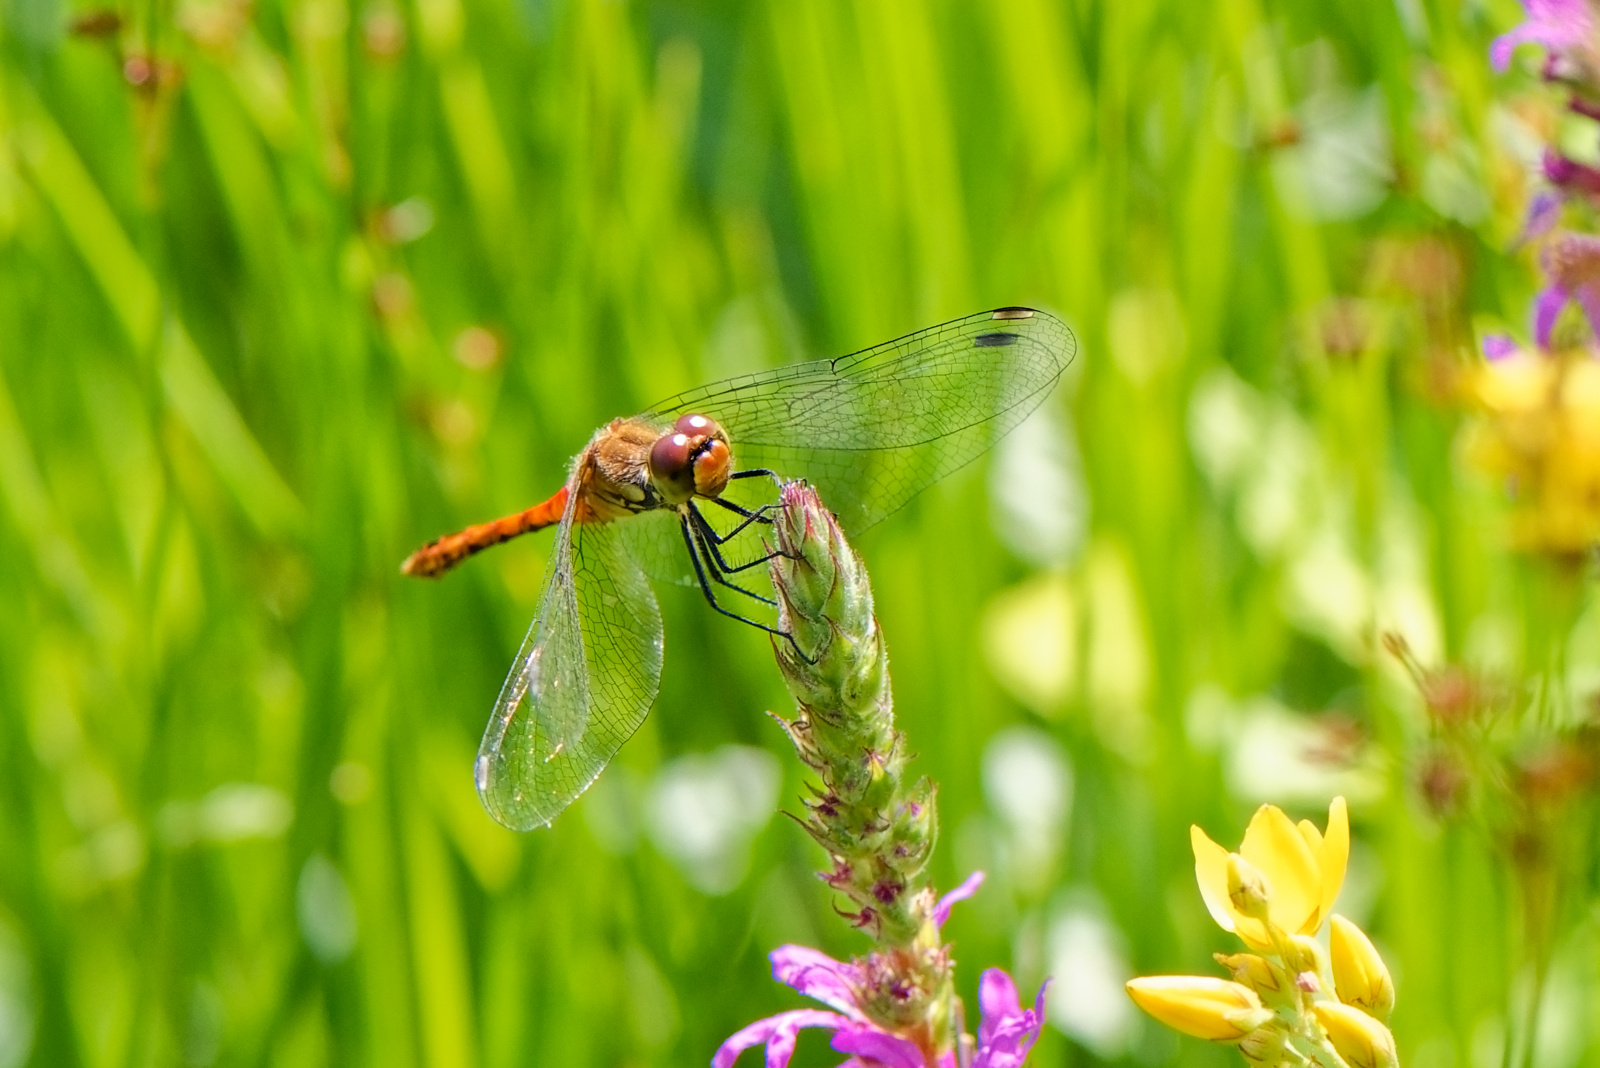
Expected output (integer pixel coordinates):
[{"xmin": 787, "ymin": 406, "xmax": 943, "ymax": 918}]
[
  {"xmin": 713, "ymin": 873, "xmax": 1049, "ymax": 1068},
  {"xmin": 1543, "ymin": 151, "xmax": 1600, "ymax": 200},
  {"xmin": 971, "ymin": 970, "xmax": 1049, "ymax": 1068},
  {"xmin": 1533, "ymin": 232, "xmax": 1600, "ymax": 345},
  {"xmin": 1490, "ymin": 0, "xmax": 1594, "ymax": 72},
  {"xmin": 1482, "ymin": 334, "xmax": 1520, "ymax": 361},
  {"xmin": 933, "ymin": 871, "xmax": 984, "ymax": 927},
  {"xmin": 710, "ymin": 945, "xmax": 931, "ymax": 1068},
  {"xmin": 1517, "ymin": 190, "xmax": 1564, "ymax": 246}
]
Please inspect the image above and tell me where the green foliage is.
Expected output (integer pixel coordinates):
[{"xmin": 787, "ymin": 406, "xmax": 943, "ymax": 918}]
[{"xmin": 2, "ymin": 0, "xmax": 1595, "ymax": 1065}]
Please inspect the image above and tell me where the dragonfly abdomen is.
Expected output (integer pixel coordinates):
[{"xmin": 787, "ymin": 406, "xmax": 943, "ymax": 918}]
[{"xmin": 400, "ymin": 486, "xmax": 572, "ymax": 578}]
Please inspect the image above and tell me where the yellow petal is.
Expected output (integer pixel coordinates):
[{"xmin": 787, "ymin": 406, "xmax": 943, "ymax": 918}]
[
  {"xmin": 1315, "ymin": 798, "xmax": 1350, "ymax": 927},
  {"xmin": 1192, "ymin": 825, "xmax": 1237, "ymax": 932},
  {"xmin": 1314, "ymin": 1001, "xmax": 1398, "ymax": 1068},
  {"xmin": 1239, "ymin": 805, "xmax": 1320, "ymax": 935},
  {"xmin": 1194, "ymin": 827, "xmax": 1274, "ymax": 947},
  {"xmin": 1297, "ymin": 819, "xmax": 1323, "ymax": 851},
  {"xmin": 1126, "ymin": 976, "xmax": 1273, "ymax": 1042},
  {"xmin": 1330, "ymin": 915, "xmax": 1395, "ymax": 1021}
]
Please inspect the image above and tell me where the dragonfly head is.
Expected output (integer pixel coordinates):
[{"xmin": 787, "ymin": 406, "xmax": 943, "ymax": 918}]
[{"xmin": 648, "ymin": 413, "xmax": 732, "ymax": 505}]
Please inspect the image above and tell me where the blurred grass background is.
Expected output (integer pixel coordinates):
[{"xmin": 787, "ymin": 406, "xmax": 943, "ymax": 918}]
[{"xmin": 4, "ymin": 0, "xmax": 1597, "ymax": 1065}]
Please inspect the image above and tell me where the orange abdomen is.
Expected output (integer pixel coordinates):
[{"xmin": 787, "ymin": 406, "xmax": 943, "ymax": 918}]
[{"xmin": 401, "ymin": 486, "xmax": 577, "ymax": 578}]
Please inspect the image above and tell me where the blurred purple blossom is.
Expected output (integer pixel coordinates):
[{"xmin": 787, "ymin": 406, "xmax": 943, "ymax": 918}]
[
  {"xmin": 1491, "ymin": 0, "xmax": 1594, "ymax": 72},
  {"xmin": 1518, "ymin": 190, "xmax": 1564, "ymax": 246},
  {"xmin": 1534, "ymin": 232, "xmax": 1600, "ymax": 345},
  {"xmin": 1544, "ymin": 151, "xmax": 1600, "ymax": 200},
  {"xmin": 1482, "ymin": 334, "xmax": 1520, "ymax": 360}
]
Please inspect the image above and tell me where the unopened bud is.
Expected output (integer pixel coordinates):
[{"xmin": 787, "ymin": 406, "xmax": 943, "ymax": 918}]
[
  {"xmin": 1126, "ymin": 976, "xmax": 1274, "ymax": 1042},
  {"xmin": 1213, "ymin": 953, "xmax": 1281, "ymax": 994},
  {"xmin": 1285, "ymin": 935, "xmax": 1328, "ymax": 981},
  {"xmin": 1314, "ymin": 1001, "xmax": 1399, "ymax": 1068},
  {"xmin": 1330, "ymin": 915, "xmax": 1396, "ymax": 1021},
  {"xmin": 1237, "ymin": 1022, "xmax": 1294, "ymax": 1068}
]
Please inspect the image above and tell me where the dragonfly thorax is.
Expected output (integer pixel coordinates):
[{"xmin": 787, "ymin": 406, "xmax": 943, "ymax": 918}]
[{"xmin": 647, "ymin": 413, "xmax": 732, "ymax": 506}]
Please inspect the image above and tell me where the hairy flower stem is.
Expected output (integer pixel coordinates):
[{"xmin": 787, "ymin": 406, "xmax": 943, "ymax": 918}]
[{"xmin": 768, "ymin": 483, "xmax": 952, "ymax": 1046}]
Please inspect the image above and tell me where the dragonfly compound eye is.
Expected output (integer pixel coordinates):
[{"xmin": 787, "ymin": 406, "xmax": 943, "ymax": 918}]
[
  {"xmin": 649, "ymin": 432, "xmax": 695, "ymax": 487},
  {"xmin": 691, "ymin": 437, "xmax": 732, "ymax": 498}
]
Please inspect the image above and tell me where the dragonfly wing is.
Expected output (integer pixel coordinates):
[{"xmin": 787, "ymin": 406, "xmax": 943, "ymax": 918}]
[
  {"xmin": 475, "ymin": 483, "xmax": 664, "ymax": 831},
  {"xmin": 645, "ymin": 308, "xmax": 1076, "ymax": 534}
]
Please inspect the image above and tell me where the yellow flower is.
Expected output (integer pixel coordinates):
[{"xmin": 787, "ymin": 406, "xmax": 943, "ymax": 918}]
[
  {"xmin": 1313, "ymin": 1001, "xmax": 1398, "ymax": 1068},
  {"xmin": 1192, "ymin": 797, "xmax": 1349, "ymax": 950},
  {"xmin": 1330, "ymin": 914, "xmax": 1395, "ymax": 1021},
  {"xmin": 1125, "ymin": 976, "xmax": 1273, "ymax": 1042}
]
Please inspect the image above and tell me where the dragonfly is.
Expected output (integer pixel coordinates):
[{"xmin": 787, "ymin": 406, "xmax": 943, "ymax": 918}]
[{"xmin": 402, "ymin": 306, "xmax": 1076, "ymax": 831}]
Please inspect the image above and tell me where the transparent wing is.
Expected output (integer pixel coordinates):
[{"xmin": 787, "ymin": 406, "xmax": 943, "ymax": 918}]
[
  {"xmin": 475, "ymin": 478, "xmax": 664, "ymax": 831},
  {"xmin": 644, "ymin": 307, "xmax": 1076, "ymax": 535}
]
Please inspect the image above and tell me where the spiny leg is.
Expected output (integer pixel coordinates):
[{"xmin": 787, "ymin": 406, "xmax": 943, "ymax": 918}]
[
  {"xmin": 706, "ymin": 495, "xmax": 775, "ymax": 539},
  {"xmin": 691, "ymin": 503, "xmax": 785, "ymax": 576},
  {"xmin": 686, "ymin": 508, "xmax": 776, "ymax": 606},
  {"xmin": 678, "ymin": 515, "xmax": 805, "ymax": 661},
  {"xmin": 728, "ymin": 467, "xmax": 785, "ymax": 489}
]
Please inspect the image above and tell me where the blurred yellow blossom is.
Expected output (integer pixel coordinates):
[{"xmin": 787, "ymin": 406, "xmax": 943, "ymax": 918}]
[{"xmin": 1462, "ymin": 348, "xmax": 1600, "ymax": 556}]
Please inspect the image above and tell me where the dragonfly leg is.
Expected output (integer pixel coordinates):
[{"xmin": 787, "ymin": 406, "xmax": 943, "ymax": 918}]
[
  {"xmin": 691, "ymin": 504, "xmax": 785, "ymax": 575},
  {"xmin": 686, "ymin": 509, "xmax": 776, "ymax": 605},
  {"xmin": 728, "ymin": 467, "xmax": 785, "ymax": 488},
  {"xmin": 678, "ymin": 515, "xmax": 812, "ymax": 663},
  {"xmin": 704, "ymin": 490, "xmax": 802, "ymax": 563},
  {"xmin": 706, "ymin": 495, "xmax": 775, "ymax": 535}
]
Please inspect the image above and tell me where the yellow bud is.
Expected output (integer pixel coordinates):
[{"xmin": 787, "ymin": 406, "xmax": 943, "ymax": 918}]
[
  {"xmin": 1213, "ymin": 952, "xmax": 1281, "ymax": 993},
  {"xmin": 1330, "ymin": 915, "xmax": 1396, "ymax": 1021},
  {"xmin": 1238, "ymin": 1022, "xmax": 1294, "ymax": 1068},
  {"xmin": 1227, "ymin": 853, "xmax": 1273, "ymax": 921},
  {"xmin": 1126, "ymin": 976, "xmax": 1274, "ymax": 1042},
  {"xmin": 1314, "ymin": 1001, "xmax": 1399, "ymax": 1068},
  {"xmin": 1286, "ymin": 934, "xmax": 1330, "ymax": 993}
]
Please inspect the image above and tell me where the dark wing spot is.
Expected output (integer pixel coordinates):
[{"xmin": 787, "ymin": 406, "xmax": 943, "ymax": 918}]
[
  {"xmin": 990, "ymin": 307, "xmax": 1035, "ymax": 320},
  {"xmin": 973, "ymin": 332, "xmax": 1020, "ymax": 347}
]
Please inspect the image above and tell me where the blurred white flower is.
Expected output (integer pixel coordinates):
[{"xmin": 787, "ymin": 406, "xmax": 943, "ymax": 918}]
[
  {"xmin": 297, "ymin": 854, "xmax": 358, "ymax": 963},
  {"xmin": 158, "ymin": 783, "xmax": 294, "ymax": 847},
  {"xmin": 982, "ymin": 727, "xmax": 1073, "ymax": 892},
  {"xmin": 1044, "ymin": 896, "xmax": 1133, "ymax": 1057},
  {"xmin": 0, "ymin": 921, "xmax": 33, "ymax": 1068},
  {"xmin": 989, "ymin": 402, "xmax": 1088, "ymax": 568},
  {"xmin": 645, "ymin": 746, "xmax": 779, "ymax": 895}
]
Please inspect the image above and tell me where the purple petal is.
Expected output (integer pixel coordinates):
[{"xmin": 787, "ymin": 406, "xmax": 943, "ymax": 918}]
[
  {"xmin": 712, "ymin": 1009, "xmax": 851, "ymax": 1068},
  {"xmin": 770, "ymin": 946, "xmax": 864, "ymax": 1017},
  {"xmin": 1576, "ymin": 282, "xmax": 1600, "ymax": 341},
  {"xmin": 1482, "ymin": 334, "xmax": 1520, "ymax": 360},
  {"xmin": 1535, "ymin": 283, "xmax": 1571, "ymax": 347},
  {"xmin": 972, "ymin": 970, "xmax": 1049, "ymax": 1068},
  {"xmin": 1544, "ymin": 151, "xmax": 1600, "ymax": 198},
  {"xmin": 1031, "ymin": 978, "xmax": 1050, "ymax": 1027},
  {"xmin": 1491, "ymin": 0, "xmax": 1595, "ymax": 70},
  {"xmin": 934, "ymin": 872, "xmax": 985, "ymax": 929},
  {"xmin": 1519, "ymin": 191, "xmax": 1563, "ymax": 245},
  {"xmin": 830, "ymin": 1026, "xmax": 928, "ymax": 1068}
]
